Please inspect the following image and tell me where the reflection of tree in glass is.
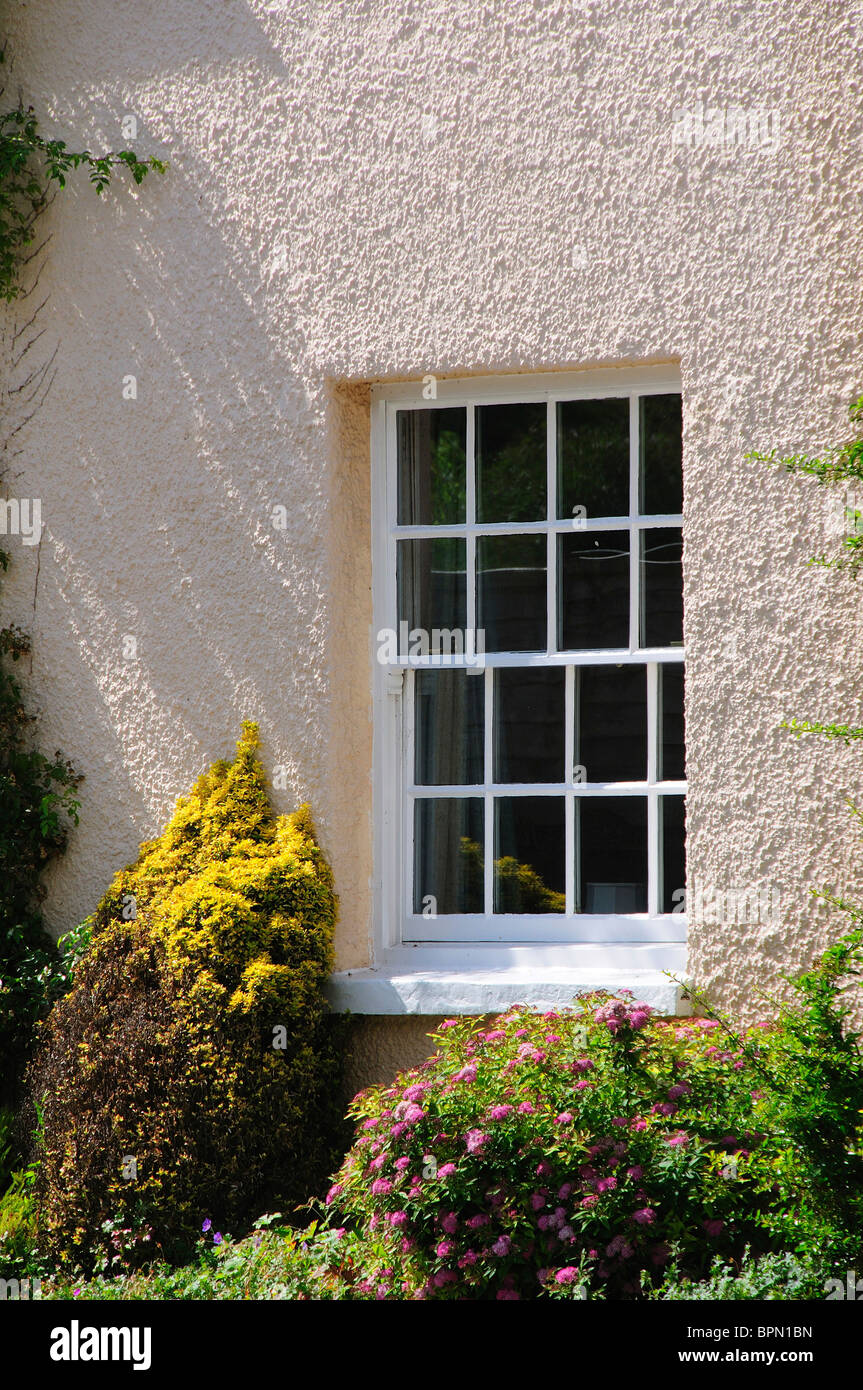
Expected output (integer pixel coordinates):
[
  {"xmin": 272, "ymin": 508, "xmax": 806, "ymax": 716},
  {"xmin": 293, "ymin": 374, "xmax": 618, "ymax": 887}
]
[
  {"xmin": 477, "ymin": 404, "xmax": 546, "ymax": 523},
  {"xmin": 558, "ymin": 399, "xmax": 629, "ymax": 520},
  {"xmin": 458, "ymin": 837, "xmax": 565, "ymax": 913},
  {"xmin": 431, "ymin": 426, "xmax": 467, "ymax": 526}
]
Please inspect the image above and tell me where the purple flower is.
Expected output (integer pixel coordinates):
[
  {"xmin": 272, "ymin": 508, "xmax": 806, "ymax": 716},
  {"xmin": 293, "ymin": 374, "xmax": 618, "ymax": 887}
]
[
  {"xmin": 436, "ymin": 1239, "xmax": 455, "ymax": 1257},
  {"xmin": 442, "ymin": 1212, "xmax": 458, "ymax": 1234},
  {"xmin": 555, "ymin": 1266, "xmax": 579, "ymax": 1285},
  {"xmin": 467, "ymin": 1213, "xmax": 490, "ymax": 1229},
  {"xmin": 518, "ymin": 1101, "xmax": 535, "ymax": 1113},
  {"xmin": 555, "ymin": 1112, "xmax": 574, "ymax": 1126},
  {"xmin": 465, "ymin": 1129, "xmax": 489, "ymax": 1154},
  {"xmin": 438, "ymin": 1163, "xmax": 457, "ymax": 1178},
  {"xmin": 213, "ymin": 1232, "xmax": 223, "ymax": 1245},
  {"xmin": 458, "ymin": 1250, "xmax": 478, "ymax": 1267},
  {"xmin": 489, "ymin": 1104, "xmax": 513, "ymax": 1120},
  {"xmin": 492, "ymin": 1234, "xmax": 512, "ymax": 1256},
  {"xmin": 371, "ymin": 1178, "xmax": 393, "ymax": 1195},
  {"xmin": 394, "ymin": 1156, "xmax": 411, "ymax": 1171},
  {"xmin": 202, "ymin": 1218, "xmax": 212, "ymax": 1233},
  {"xmin": 455, "ymin": 1064, "xmax": 478, "ymax": 1083},
  {"xmin": 403, "ymin": 1104, "xmax": 425, "ymax": 1123},
  {"xmin": 666, "ymin": 1132, "xmax": 688, "ymax": 1148},
  {"xmin": 485, "ymin": 1030, "xmax": 506, "ymax": 1042},
  {"xmin": 633, "ymin": 1207, "xmax": 656, "ymax": 1225},
  {"xmin": 402, "ymin": 1084, "xmax": 429, "ymax": 1103},
  {"xmin": 388, "ymin": 1211, "xmax": 409, "ymax": 1228}
]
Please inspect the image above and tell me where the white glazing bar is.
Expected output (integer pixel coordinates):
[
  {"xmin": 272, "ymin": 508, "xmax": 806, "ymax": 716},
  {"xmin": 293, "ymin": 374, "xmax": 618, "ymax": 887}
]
[
  {"xmin": 484, "ymin": 663, "xmax": 494, "ymax": 916},
  {"xmin": 565, "ymin": 663, "xmax": 575, "ymax": 915},
  {"xmin": 647, "ymin": 661, "xmax": 659, "ymax": 916},
  {"xmin": 466, "ymin": 404, "xmax": 477, "ymax": 639},
  {"xmin": 648, "ymin": 788, "xmax": 660, "ymax": 918},
  {"xmin": 647, "ymin": 661, "xmax": 658, "ymax": 784},
  {"xmin": 403, "ymin": 670, "xmax": 415, "ymax": 922},
  {"xmin": 547, "ymin": 398, "xmax": 556, "ymax": 655},
  {"xmin": 629, "ymin": 393, "xmax": 640, "ymax": 651},
  {"xmin": 386, "ymin": 403, "xmax": 400, "ymax": 631}
]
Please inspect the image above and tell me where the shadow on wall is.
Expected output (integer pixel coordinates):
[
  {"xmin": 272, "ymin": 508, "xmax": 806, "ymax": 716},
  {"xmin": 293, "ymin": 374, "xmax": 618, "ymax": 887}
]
[{"xmin": 14, "ymin": 1, "xmax": 377, "ymax": 938}]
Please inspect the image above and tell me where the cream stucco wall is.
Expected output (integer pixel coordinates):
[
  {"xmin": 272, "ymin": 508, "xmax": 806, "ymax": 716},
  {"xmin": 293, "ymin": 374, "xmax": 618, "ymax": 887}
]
[{"xmin": 3, "ymin": 1, "xmax": 863, "ymax": 1076}]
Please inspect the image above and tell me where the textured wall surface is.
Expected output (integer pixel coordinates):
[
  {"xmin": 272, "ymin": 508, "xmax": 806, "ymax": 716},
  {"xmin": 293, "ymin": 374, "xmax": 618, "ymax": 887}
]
[{"xmin": 4, "ymin": 1, "xmax": 863, "ymax": 1082}]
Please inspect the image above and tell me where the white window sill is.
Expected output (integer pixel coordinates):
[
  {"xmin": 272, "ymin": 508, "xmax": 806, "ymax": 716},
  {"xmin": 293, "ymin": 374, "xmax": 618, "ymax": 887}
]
[{"xmin": 328, "ymin": 944, "xmax": 690, "ymax": 1017}]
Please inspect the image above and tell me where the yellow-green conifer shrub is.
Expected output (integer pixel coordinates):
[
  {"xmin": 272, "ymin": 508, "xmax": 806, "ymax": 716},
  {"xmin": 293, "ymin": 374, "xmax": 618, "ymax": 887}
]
[{"xmin": 28, "ymin": 723, "xmax": 345, "ymax": 1269}]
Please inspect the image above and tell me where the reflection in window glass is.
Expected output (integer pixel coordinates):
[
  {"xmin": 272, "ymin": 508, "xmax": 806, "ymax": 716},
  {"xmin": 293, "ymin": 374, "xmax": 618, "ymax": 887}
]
[
  {"xmin": 661, "ymin": 795, "xmax": 686, "ymax": 914},
  {"xmin": 397, "ymin": 408, "xmax": 466, "ymax": 525},
  {"xmin": 640, "ymin": 528, "xmax": 683, "ymax": 648},
  {"xmin": 557, "ymin": 397, "xmax": 629, "ymax": 521},
  {"xmin": 639, "ymin": 394, "xmax": 683, "ymax": 516},
  {"xmin": 477, "ymin": 535, "xmax": 546, "ymax": 652},
  {"xmin": 577, "ymin": 666, "xmax": 646, "ymax": 782},
  {"xmin": 414, "ymin": 798, "xmax": 484, "ymax": 914},
  {"xmin": 558, "ymin": 531, "xmax": 629, "ymax": 650},
  {"xmin": 477, "ymin": 403, "xmax": 546, "ymax": 523},
  {"xmin": 398, "ymin": 538, "xmax": 466, "ymax": 637},
  {"xmin": 660, "ymin": 664, "xmax": 685, "ymax": 780},
  {"xmin": 495, "ymin": 668, "xmax": 565, "ymax": 784},
  {"xmin": 415, "ymin": 670, "xmax": 484, "ymax": 786},
  {"xmin": 495, "ymin": 797, "xmax": 565, "ymax": 913},
  {"xmin": 578, "ymin": 797, "xmax": 647, "ymax": 912}
]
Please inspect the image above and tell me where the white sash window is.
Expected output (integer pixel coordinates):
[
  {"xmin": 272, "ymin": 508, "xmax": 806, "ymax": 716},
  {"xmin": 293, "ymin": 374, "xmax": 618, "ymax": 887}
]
[{"xmin": 371, "ymin": 367, "xmax": 686, "ymax": 971}]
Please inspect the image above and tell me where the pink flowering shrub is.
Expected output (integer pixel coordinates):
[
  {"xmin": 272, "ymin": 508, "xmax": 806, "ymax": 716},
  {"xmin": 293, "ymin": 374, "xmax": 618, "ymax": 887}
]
[{"xmin": 325, "ymin": 993, "xmax": 808, "ymax": 1300}]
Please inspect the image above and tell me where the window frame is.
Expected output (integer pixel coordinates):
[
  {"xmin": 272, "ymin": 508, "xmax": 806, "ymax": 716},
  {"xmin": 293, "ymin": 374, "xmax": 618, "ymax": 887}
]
[{"xmin": 371, "ymin": 365, "xmax": 686, "ymax": 963}]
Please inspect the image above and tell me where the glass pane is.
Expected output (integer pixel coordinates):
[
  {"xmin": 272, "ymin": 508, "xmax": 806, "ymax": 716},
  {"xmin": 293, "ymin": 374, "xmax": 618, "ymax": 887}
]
[
  {"xmin": 398, "ymin": 538, "xmax": 466, "ymax": 638},
  {"xmin": 476, "ymin": 403, "xmax": 546, "ymax": 523},
  {"xmin": 639, "ymin": 394, "xmax": 682, "ymax": 516},
  {"xmin": 414, "ymin": 798, "xmax": 484, "ymax": 914},
  {"xmin": 640, "ymin": 527, "xmax": 683, "ymax": 647},
  {"xmin": 557, "ymin": 397, "xmax": 629, "ymax": 521},
  {"xmin": 494, "ymin": 797, "xmax": 565, "ymax": 913},
  {"xmin": 660, "ymin": 664, "xmax": 685, "ymax": 780},
  {"xmin": 576, "ymin": 665, "xmax": 647, "ymax": 782},
  {"xmin": 661, "ymin": 795, "xmax": 686, "ymax": 914},
  {"xmin": 397, "ymin": 408, "xmax": 466, "ymax": 525},
  {"xmin": 495, "ymin": 667, "xmax": 565, "ymax": 784},
  {"xmin": 558, "ymin": 531, "xmax": 629, "ymax": 650},
  {"xmin": 477, "ymin": 535, "xmax": 546, "ymax": 653},
  {"xmin": 415, "ymin": 670, "xmax": 484, "ymax": 786},
  {"xmin": 578, "ymin": 797, "xmax": 647, "ymax": 912}
]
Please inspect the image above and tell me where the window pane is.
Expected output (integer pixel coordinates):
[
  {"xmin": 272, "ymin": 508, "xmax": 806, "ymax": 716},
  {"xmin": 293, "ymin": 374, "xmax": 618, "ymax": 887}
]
[
  {"xmin": 397, "ymin": 408, "xmax": 466, "ymax": 525},
  {"xmin": 494, "ymin": 797, "xmax": 565, "ymax": 913},
  {"xmin": 495, "ymin": 667, "xmax": 565, "ymax": 784},
  {"xmin": 660, "ymin": 664, "xmax": 685, "ymax": 780},
  {"xmin": 577, "ymin": 665, "xmax": 646, "ymax": 782},
  {"xmin": 477, "ymin": 535, "xmax": 546, "ymax": 652},
  {"xmin": 476, "ymin": 403, "xmax": 546, "ymax": 523},
  {"xmin": 578, "ymin": 797, "xmax": 647, "ymax": 912},
  {"xmin": 661, "ymin": 794, "xmax": 686, "ymax": 914},
  {"xmin": 558, "ymin": 530, "xmax": 629, "ymax": 650},
  {"xmin": 398, "ymin": 538, "xmax": 466, "ymax": 637},
  {"xmin": 415, "ymin": 670, "xmax": 484, "ymax": 786},
  {"xmin": 414, "ymin": 798, "xmax": 484, "ymax": 914},
  {"xmin": 640, "ymin": 527, "xmax": 683, "ymax": 647},
  {"xmin": 639, "ymin": 394, "xmax": 682, "ymax": 515},
  {"xmin": 557, "ymin": 397, "xmax": 629, "ymax": 521}
]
